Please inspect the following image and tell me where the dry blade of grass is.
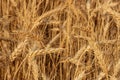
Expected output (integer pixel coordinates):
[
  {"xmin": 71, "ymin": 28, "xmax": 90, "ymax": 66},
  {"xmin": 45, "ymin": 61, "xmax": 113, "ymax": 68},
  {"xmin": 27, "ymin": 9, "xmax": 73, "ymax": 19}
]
[
  {"xmin": 46, "ymin": 33, "xmax": 60, "ymax": 48},
  {"xmin": 10, "ymin": 0, "xmax": 17, "ymax": 7},
  {"xmin": 113, "ymin": 59, "xmax": 120, "ymax": 77},
  {"xmin": 28, "ymin": 57, "xmax": 39, "ymax": 80}
]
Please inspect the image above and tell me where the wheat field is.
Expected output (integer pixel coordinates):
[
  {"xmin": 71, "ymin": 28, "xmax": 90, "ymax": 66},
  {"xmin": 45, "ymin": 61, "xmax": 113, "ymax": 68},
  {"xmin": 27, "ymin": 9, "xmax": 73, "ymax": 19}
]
[{"xmin": 0, "ymin": 0, "xmax": 120, "ymax": 80}]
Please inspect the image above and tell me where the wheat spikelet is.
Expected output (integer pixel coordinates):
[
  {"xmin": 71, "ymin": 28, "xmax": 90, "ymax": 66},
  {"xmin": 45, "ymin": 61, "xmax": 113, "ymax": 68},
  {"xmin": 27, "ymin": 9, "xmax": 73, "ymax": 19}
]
[
  {"xmin": 30, "ymin": 5, "xmax": 66, "ymax": 32},
  {"xmin": 32, "ymin": 48, "xmax": 64, "ymax": 56},
  {"xmin": 10, "ymin": 37, "xmax": 29, "ymax": 62},
  {"xmin": 74, "ymin": 71, "xmax": 85, "ymax": 80}
]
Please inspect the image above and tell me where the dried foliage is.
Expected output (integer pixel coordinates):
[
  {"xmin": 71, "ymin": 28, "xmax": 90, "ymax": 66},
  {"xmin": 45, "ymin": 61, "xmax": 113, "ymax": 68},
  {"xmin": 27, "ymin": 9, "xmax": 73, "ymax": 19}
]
[{"xmin": 0, "ymin": 0, "xmax": 120, "ymax": 80}]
